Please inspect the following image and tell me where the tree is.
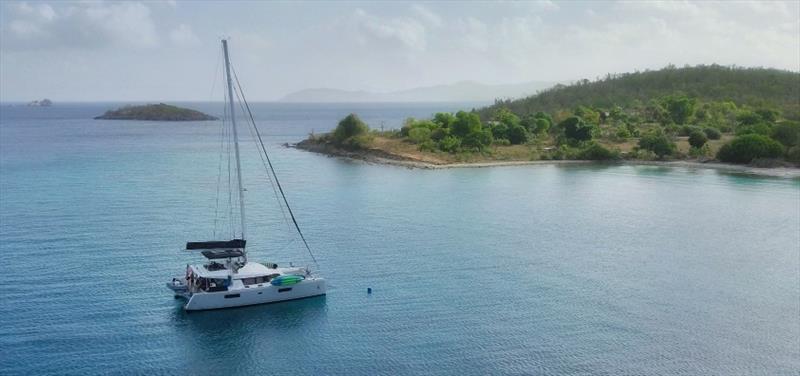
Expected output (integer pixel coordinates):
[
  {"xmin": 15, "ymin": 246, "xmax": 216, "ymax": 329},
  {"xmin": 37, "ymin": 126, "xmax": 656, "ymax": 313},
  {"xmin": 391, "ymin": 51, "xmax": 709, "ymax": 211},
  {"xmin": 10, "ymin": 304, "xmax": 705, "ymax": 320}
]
[
  {"xmin": 688, "ymin": 130, "xmax": 708, "ymax": 148},
  {"xmin": 574, "ymin": 105, "xmax": 600, "ymax": 125},
  {"xmin": 523, "ymin": 112, "xmax": 551, "ymax": 134},
  {"xmin": 408, "ymin": 127, "xmax": 432, "ymax": 144},
  {"xmin": 490, "ymin": 122, "xmax": 509, "ymax": 141},
  {"xmin": 534, "ymin": 111, "xmax": 552, "ymax": 125},
  {"xmin": 494, "ymin": 108, "xmax": 521, "ymax": 128},
  {"xmin": 333, "ymin": 113, "xmax": 369, "ymax": 144},
  {"xmin": 452, "ymin": 111, "xmax": 482, "ymax": 138},
  {"xmin": 507, "ymin": 125, "xmax": 529, "ymax": 145},
  {"xmin": 638, "ymin": 131, "xmax": 675, "ymax": 158},
  {"xmin": 433, "ymin": 112, "xmax": 456, "ymax": 128},
  {"xmin": 661, "ymin": 94, "xmax": 696, "ymax": 125},
  {"xmin": 717, "ymin": 134, "xmax": 784, "ymax": 164},
  {"xmin": 560, "ymin": 116, "xmax": 594, "ymax": 141},
  {"xmin": 463, "ymin": 128, "xmax": 493, "ymax": 151},
  {"xmin": 534, "ymin": 118, "xmax": 550, "ymax": 134},
  {"xmin": 430, "ymin": 127, "xmax": 449, "ymax": 142}
]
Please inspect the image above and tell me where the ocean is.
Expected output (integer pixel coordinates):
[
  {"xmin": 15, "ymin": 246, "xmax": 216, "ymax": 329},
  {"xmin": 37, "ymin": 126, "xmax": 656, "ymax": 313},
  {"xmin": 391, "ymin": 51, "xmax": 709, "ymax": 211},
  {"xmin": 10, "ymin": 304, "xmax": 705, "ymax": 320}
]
[{"xmin": 1, "ymin": 102, "xmax": 798, "ymax": 375}]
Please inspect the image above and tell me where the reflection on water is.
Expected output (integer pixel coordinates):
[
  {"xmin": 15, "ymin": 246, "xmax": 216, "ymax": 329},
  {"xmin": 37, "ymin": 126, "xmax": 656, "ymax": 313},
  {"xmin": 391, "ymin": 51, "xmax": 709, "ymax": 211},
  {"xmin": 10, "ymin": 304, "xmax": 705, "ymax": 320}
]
[
  {"xmin": 171, "ymin": 296, "xmax": 328, "ymax": 371},
  {"xmin": 173, "ymin": 295, "xmax": 328, "ymax": 331}
]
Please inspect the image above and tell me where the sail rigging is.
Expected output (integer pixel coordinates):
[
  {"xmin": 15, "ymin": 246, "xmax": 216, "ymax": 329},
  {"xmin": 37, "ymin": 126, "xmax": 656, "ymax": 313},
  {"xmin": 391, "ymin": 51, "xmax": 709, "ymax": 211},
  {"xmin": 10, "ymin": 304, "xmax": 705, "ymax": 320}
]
[
  {"xmin": 207, "ymin": 39, "xmax": 318, "ymax": 269},
  {"xmin": 221, "ymin": 39, "xmax": 247, "ymax": 241},
  {"xmin": 168, "ymin": 39, "xmax": 326, "ymax": 311}
]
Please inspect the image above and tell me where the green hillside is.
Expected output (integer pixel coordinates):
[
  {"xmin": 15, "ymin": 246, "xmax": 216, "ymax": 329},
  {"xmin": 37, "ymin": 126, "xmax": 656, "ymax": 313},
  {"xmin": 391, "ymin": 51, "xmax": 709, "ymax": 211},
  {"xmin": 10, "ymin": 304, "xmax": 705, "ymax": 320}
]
[
  {"xmin": 482, "ymin": 65, "xmax": 800, "ymax": 120},
  {"xmin": 95, "ymin": 103, "xmax": 217, "ymax": 121}
]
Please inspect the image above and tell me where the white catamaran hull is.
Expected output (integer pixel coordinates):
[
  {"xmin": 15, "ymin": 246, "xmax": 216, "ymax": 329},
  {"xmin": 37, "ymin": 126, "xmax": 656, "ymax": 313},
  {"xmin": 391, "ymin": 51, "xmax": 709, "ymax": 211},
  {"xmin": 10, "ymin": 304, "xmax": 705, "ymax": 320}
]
[{"xmin": 183, "ymin": 278, "xmax": 326, "ymax": 311}]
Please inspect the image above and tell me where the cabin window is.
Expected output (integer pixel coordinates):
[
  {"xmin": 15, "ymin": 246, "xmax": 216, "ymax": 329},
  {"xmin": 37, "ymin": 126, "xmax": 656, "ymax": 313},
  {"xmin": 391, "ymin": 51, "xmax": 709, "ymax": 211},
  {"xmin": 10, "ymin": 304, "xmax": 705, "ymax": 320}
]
[
  {"xmin": 278, "ymin": 288, "xmax": 292, "ymax": 293},
  {"xmin": 243, "ymin": 276, "xmax": 269, "ymax": 285},
  {"xmin": 224, "ymin": 294, "xmax": 240, "ymax": 299}
]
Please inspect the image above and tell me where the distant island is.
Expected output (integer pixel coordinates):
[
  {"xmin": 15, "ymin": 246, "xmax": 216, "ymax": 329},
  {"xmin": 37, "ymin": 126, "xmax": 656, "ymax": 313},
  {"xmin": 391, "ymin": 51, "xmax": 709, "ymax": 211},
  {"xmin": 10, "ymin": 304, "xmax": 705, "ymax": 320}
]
[
  {"xmin": 280, "ymin": 80, "xmax": 556, "ymax": 103},
  {"xmin": 296, "ymin": 65, "xmax": 800, "ymax": 177},
  {"xmin": 27, "ymin": 99, "xmax": 52, "ymax": 107},
  {"xmin": 95, "ymin": 103, "xmax": 217, "ymax": 121}
]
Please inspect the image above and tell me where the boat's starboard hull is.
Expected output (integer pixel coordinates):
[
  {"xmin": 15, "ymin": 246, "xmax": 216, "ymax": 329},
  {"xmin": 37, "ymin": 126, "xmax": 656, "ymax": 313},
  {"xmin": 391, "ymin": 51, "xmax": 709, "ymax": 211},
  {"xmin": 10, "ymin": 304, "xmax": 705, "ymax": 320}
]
[{"xmin": 183, "ymin": 277, "xmax": 326, "ymax": 311}]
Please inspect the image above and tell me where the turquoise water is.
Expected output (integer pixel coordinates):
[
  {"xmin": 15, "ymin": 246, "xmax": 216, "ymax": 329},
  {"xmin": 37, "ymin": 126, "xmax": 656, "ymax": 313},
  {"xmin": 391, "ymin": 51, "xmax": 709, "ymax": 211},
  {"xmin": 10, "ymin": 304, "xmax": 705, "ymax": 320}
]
[{"xmin": 1, "ymin": 103, "xmax": 798, "ymax": 375}]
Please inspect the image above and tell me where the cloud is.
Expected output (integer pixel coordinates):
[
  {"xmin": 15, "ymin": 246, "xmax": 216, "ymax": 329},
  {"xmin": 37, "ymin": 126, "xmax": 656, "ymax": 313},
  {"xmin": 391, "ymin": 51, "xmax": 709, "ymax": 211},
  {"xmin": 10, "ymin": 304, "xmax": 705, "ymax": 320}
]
[
  {"xmin": 531, "ymin": 0, "xmax": 559, "ymax": 11},
  {"xmin": 169, "ymin": 24, "xmax": 200, "ymax": 47},
  {"xmin": 412, "ymin": 4, "xmax": 443, "ymax": 28},
  {"xmin": 454, "ymin": 17, "xmax": 489, "ymax": 52},
  {"xmin": 2, "ymin": 1, "xmax": 159, "ymax": 50},
  {"xmin": 352, "ymin": 8, "xmax": 427, "ymax": 51}
]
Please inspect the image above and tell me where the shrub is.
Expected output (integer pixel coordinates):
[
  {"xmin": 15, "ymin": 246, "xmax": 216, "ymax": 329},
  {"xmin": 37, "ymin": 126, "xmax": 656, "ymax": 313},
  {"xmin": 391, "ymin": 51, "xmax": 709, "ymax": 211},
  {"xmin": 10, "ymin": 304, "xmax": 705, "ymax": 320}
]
[
  {"xmin": 786, "ymin": 146, "xmax": 800, "ymax": 165},
  {"xmin": 689, "ymin": 144, "xmax": 711, "ymax": 158},
  {"xmin": 703, "ymin": 127, "xmax": 722, "ymax": 140},
  {"xmin": 438, "ymin": 135, "xmax": 461, "ymax": 153},
  {"xmin": 418, "ymin": 140, "xmax": 437, "ymax": 152},
  {"xmin": 736, "ymin": 110, "xmax": 762, "ymax": 126},
  {"xmin": 615, "ymin": 127, "xmax": 631, "ymax": 140},
  {"xmin": 716, "ymin": 134, "xmax": 784, "ymax": 164},
  {"xmin": 679, "ymin": 125, "xmax": 702, "ymax": 137},
  {"xmin": 340, "ymin": 133, "xmax": 373, "ymax": 149},
  {"xmin": 578, "ymin": 142, "xmax": 619, "ymax": 160},
  {"xmin": 736, "ymin": 123, "xmax": 772, "ymax": 136},
  {"xmin": 755, "ymin": 108, "xmax": 780, "ymax": 123},
  {"xmin": 333, "ymin": 113, "xmax": 369, "ymax": 145},
  {"xmin": 625, "ymin": 123, "xmax": 640, "ymax": 137},
  {"xmin": 688, "ymin": 130, "xmax": 708, "ymax": 148},
  {"xmin": 664, "ymin": 124, "xmax": 681, "ymax": 136},
  {"xmin": 771, "ymin": 121, "xmax": 800, "ymax": 147},
  {"xmin": 638, "ymin": 131, "xmax": 676, "ymax": 158}
]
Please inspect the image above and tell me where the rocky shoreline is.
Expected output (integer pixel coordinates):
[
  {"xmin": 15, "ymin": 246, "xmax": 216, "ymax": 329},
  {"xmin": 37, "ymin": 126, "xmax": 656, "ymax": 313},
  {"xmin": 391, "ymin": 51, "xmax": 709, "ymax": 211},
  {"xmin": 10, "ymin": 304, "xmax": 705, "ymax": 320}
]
[{"xmin": 292, "ymin": 140, "xmax": 800, "ymax": 178}]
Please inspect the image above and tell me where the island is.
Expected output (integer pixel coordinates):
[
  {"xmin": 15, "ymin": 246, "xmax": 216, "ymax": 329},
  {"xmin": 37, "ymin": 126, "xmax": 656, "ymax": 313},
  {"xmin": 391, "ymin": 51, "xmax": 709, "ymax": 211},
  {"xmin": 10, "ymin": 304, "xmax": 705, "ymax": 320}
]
[
  {"xmin": 295, "ymin": 65, "xmax": 800, "ymax": 177},
  {"xmin": 94, "ymin": 103, "xmax": 217, "ymax": 121},
  {"xmin": 27, "ymin": 99, "xmax": 52, "ymax": 107}
]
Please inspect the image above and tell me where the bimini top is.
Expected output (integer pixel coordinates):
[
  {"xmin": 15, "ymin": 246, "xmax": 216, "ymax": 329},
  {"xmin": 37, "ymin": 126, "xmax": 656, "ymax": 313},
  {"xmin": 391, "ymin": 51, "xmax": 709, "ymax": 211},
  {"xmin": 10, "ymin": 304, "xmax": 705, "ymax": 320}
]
[
  {"xmin": 201, "ymin": 249, "xmax": 245, "ymax": 259},
  {"xmin": 186, "ymin": 239, "xmax": 246, "ymax": 250}
]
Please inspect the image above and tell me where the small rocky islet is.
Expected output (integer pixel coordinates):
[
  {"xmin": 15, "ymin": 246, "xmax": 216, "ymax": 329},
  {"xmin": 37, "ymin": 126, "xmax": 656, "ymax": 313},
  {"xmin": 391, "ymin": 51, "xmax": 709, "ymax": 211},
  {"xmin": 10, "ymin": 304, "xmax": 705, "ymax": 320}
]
[{"xmin": 94, "ymin": 103, "xmax": 217, "ymax": 121}]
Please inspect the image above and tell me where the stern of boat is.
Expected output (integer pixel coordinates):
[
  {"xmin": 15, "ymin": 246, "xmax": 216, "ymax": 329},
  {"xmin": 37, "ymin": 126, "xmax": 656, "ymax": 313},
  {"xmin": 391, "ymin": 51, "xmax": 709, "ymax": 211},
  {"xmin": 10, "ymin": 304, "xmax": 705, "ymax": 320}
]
[{"xmin": 166, "ymin": 277, "xmax": 190, "ymax": 299}]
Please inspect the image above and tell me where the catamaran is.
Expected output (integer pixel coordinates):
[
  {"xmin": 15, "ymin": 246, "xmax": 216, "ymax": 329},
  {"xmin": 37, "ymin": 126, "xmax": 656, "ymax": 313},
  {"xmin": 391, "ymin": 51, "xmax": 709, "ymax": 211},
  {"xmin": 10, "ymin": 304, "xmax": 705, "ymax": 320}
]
[{"xmin": 166, "ymin": 39, "xmax": 326, "ymax": 311}]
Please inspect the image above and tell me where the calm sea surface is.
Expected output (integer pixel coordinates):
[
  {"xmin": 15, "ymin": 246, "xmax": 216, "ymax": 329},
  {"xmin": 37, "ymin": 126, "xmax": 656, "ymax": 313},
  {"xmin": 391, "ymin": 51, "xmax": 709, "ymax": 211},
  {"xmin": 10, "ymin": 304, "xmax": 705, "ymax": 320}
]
[{"xmin": 1, "ymin": 103, "xmax": 798, "ymax": 375}]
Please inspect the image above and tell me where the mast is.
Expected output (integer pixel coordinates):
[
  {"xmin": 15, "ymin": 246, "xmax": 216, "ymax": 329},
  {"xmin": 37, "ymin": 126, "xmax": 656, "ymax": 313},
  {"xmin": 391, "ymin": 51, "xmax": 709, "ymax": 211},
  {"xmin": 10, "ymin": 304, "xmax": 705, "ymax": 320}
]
[{"xmin": 222, "ymin": 39, "xmax": 246, "ymax": 241}]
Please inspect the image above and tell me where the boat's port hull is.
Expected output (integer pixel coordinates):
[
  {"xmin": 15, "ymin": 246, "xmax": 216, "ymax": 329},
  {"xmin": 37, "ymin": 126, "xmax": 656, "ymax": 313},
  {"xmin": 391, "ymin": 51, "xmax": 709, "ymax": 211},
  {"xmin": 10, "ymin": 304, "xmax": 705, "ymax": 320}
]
[{"xmin": 183, "ymin": 278, "xmax": 326, "ymax": 311}]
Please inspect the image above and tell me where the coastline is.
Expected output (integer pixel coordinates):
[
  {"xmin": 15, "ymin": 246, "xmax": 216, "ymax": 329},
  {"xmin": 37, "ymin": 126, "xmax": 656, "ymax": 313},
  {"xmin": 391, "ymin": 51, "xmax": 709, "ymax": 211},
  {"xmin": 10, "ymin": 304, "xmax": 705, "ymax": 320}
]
[{"xmin": 292, "ymin": 141, "xmax": 800, "ymax": 178}]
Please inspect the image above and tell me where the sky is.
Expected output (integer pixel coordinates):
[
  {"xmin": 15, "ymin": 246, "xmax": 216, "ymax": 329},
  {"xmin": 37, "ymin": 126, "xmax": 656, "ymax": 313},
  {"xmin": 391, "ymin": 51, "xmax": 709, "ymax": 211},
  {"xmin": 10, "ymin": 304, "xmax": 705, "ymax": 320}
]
[{"xmin": 1, "ymin": 0, "xmax": 798, "ymax": 102}]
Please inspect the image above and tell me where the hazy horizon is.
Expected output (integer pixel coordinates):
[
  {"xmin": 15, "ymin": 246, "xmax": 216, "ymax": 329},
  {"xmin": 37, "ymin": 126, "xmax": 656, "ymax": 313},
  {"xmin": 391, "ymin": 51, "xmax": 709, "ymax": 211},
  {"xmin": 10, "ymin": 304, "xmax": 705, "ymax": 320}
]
[{"xmin": 1, "ymin": 1, "xmax": 798, "ymax": 102}]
